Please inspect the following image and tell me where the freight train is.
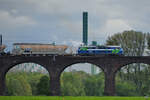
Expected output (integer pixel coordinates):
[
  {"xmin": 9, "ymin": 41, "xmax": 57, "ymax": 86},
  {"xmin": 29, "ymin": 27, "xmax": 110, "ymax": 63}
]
[{"xmin": 0, "ymin": 43, "xmax": 123, "ymax": 56}]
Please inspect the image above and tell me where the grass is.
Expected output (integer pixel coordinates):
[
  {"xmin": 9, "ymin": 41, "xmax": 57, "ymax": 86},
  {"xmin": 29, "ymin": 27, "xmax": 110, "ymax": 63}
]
[{"xmin": 0, "ymin": 96, "xmax": 149, "ymax": 100}]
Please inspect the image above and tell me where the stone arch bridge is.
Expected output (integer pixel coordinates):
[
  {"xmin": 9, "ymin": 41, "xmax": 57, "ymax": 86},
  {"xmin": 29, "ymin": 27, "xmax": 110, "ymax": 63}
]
[{"xmin": 0, "ymin": 55, "xmax": 150, "ymax": 96}]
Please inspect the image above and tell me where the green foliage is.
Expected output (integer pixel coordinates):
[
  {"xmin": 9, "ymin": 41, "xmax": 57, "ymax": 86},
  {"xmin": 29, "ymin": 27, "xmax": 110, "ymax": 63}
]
[
  {"xmin": 61, "ymin": 72, "xmax": 86, "ymax": 96},
  {"xmin": 116, "ymin": 67, "xmax": 150, "ymax": 96},
  {"xmin": 6, "ymin": 72, "xmax": 32, "ymax": 96},
  {"xmin": 36, "ymin": 75, "xmax": 50, "ymax": 95},
  {"xmin": 116, "ymin": 80, "xmax": 137, "ymax": 96},
  {"xmin": 7, "ymin": 78, "xmax": 23, "ymax": 96},
  {"xmin": 60, "ymin": 71, "xmax": 105, "ymax": 96},
  {"xmin": 6, "ymin": 72, "xmax": 48, "ymax": 96},
  {"xmin": 83, "ymin": 75, "xmax": 103, "ymax": 96},
  {"xmin": 6, "ymin": 67, "xmax": 150, "ymax": 96},
  {"xmin": 106, "ymin": 30, "xmax": 146, "ymax": 56},
  {"xmin": 27, "ymin": 72, "xmax": 45, "ymax": 95},
  {"xmin": 147, "ymin": 33, "xmax": 150, "ymax": 50}
]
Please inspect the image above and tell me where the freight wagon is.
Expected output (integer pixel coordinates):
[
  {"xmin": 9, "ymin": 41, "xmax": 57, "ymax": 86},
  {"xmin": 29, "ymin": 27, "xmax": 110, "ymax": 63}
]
[{"xmin": 12, "ymin": 43, "xmax": 68, "ymax": 55}]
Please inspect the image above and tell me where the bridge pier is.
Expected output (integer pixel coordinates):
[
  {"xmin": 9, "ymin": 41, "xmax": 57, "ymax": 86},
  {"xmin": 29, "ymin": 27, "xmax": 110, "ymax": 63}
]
[
  {"xmin": 0, "ymin": 72, "xmax": 6, "ymax": 95},
  {"xmin": 48, "ymin": 65, "xmax": 61, "ymax": 96},
  {"xmin": 0, "ymin": 61, "xmax": 6, "ymax": 96},
  {"xmin": 100, "ymin": 62, "xmax": 117, "ymax": 96},
  {"xmin": 49, "ymin": 74, "xmax": 60, "ymax": 96},
  {"xmin": 104, "ymin": 72, "xmax": 116, "ymax": 96}
]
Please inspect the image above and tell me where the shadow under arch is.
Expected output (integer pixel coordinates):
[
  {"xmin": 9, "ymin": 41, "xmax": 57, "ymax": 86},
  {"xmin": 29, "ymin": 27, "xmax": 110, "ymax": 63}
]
[
  {"xmin": 5, "ymin": 62, "xmax": 50, "ymax": 96},
  {"xmin": 115, "ymin": 62, "xmax": 150, "ymax": 96},
  {"xmin": 60, "ymin": 62, "xmax": 105, "ymax": 96}
]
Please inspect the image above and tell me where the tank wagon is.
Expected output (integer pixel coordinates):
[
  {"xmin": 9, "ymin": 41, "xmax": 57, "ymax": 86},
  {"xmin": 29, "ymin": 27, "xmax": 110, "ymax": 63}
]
[{"xmin": 12, "ymin": 43, "xmax": 68, "ymax": 55}]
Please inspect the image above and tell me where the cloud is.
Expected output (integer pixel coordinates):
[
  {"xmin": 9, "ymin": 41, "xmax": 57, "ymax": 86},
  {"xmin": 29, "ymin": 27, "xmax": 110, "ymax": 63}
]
[
  {"xmin": 0, "ymin": 0, "xmax": 150, "ymax": 47},
  {"xmin": 1, "ymin": 0, "xmax": 150, "ymax": 73},
  {"xmin": 102, "ymin": 19, "xmax": 132, "ymax": 35},
  {"xmin": 0, "ymin": 10, "xmax": 37, "ymax": 31}
]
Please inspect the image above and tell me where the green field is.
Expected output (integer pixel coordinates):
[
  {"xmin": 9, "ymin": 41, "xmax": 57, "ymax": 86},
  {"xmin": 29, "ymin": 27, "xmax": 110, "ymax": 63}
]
[{"xmin": 0, "ymin": 96, "xmax": 149, "ymax": 100}]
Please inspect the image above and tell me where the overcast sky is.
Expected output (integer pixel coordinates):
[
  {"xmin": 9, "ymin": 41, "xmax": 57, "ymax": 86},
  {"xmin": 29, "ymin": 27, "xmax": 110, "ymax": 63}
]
[{"xmin": 0, "ymin": 0, "xmax": 150, "ymax": 49}]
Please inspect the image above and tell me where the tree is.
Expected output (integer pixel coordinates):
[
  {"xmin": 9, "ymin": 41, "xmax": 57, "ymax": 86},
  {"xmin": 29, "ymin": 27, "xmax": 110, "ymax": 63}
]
[
  {"xmin": 147, "ymin": 33, "xmax": 150, "ymax": 50},
  {"xmin": 106, "ymin": 30, "xmax": 146, "ymax": 75},
  {"xmin": 83, "ymin": 74, "xmax": 104, "ymax": 96},
  {"xmin": 116, "ymin": 80, "xmax": 137, "ymax": 96},
  {"xmin": 106, "ymin": 30, "xmax": 147, "ymax": 95},
  {"xmin": 6, "ymin": 74, "xmax": 32, "ymax": 96},
  {"xmin": 36, "ymin": 75, "xmax": 50, "ymax": 95},
  {"xmin": 27, "ymin": 72, "xmax": 45, "ymax": 95},
  {"xmin": 106, "ymin": 30, "xmax": 146, "ymax": 56},
  {"xmin": 61, "ymin": 72, "xmax": 86, "ymax": 96},
  {"xmin": 7, "ymin": 78, "xmax": 23, "ymax": 96}
]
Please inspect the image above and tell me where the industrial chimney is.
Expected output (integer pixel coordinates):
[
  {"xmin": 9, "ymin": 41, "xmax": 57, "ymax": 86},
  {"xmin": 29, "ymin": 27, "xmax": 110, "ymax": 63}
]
[{"xmin": 83, "ymin": 12, "xmax": 88, "ymax": 45}]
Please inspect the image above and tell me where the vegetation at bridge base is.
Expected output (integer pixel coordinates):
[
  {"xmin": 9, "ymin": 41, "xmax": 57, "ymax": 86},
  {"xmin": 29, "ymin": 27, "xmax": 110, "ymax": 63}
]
[
  {"xmin": 36, "ymin": 75, "xmax": 50, "ymax": 95},
  {"xmin": 6, "ymin": 72, "xmax": 46, "ymax": 96},
  {"xmin": 60, "ymin": 71, "xmax": 104, "ymax": 96},
  {"xmin": 6, "ymin": 72, "xmax": 32, "ymax": 96},
  {"xmin": 5, "ymin": 69, "xmax": 150, "ymax": 96}
]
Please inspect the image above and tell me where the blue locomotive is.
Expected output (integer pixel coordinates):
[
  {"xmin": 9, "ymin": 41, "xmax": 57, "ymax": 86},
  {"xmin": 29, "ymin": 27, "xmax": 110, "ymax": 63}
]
[{"xmin": 77, "ymin": 45, "xmax": 123, "ymax": 55}]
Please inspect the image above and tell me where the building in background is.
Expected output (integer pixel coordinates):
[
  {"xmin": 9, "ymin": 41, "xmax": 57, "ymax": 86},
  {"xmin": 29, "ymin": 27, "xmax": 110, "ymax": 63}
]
[
  {"xmin": 91, "ymin": 41, "xmax": 97, "ymax": 75},
  {"xmin": 9, "ymin": 63, "xmax": 48, "ymax": 74}
]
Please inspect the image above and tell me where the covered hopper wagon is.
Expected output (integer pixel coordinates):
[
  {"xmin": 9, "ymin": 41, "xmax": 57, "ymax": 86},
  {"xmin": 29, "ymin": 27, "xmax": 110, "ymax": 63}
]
[{"xmin": 12, "ymin": 43, "xmax": 68, "ymax": 55}]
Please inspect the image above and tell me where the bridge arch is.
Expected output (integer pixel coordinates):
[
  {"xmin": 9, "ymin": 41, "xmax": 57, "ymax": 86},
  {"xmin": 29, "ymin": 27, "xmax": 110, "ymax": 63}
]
[
  {"xmin": 115, "ymin": 62, "xmax": 150, "ymax": 96},
  {"xmin": 60, "ymin": 62, "xmax": 104, "ymax": 96},
  {"xmin": 3, "ymin": 61, "xmax": 50, "ymax": 96},
  {"xmin": 112, "ymin": 58, "xmax": 150, "ymax": 74},
  {"xmin": 118, "ymin": 62, "xmax": 150, "ymax": 71},
  {"xmin": 59, "ymin": 61, "xmax": 104, "ymax": 75},
  {"xmin": 5, "ymin": 60, "xmax": 49, "ymax": 75}
]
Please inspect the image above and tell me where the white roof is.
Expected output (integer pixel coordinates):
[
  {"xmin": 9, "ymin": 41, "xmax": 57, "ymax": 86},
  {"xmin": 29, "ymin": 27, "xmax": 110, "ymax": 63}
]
[{"xmin": 106, "ymin": 45, "xmax": 121, "ymax": 47}]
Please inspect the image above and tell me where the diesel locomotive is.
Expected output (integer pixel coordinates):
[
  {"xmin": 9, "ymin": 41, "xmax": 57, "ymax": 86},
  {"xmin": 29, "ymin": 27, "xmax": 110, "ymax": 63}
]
[{"xmin": 77, "ymin": 45, "xmax": 123, "ymax": 55}]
